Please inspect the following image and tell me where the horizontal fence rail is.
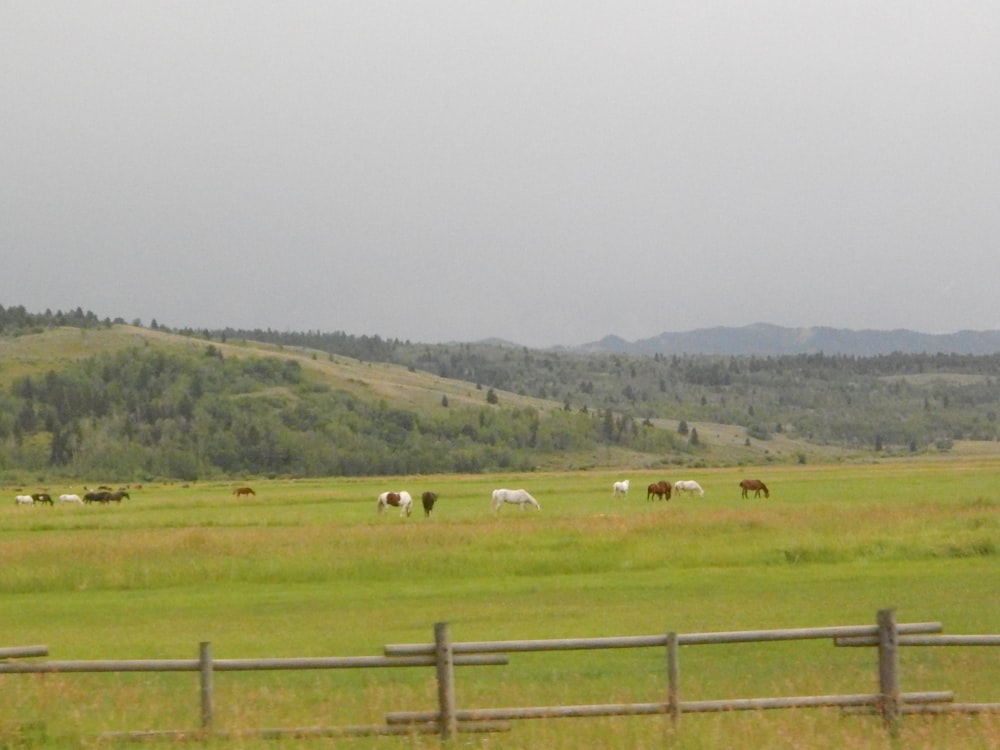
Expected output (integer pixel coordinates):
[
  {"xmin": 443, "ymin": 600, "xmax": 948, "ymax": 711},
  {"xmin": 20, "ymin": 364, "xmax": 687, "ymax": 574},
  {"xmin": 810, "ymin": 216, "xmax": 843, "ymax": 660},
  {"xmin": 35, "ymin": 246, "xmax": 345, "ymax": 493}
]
[
  {"xmin": 836, "ymin": 634, "xmax": 1000, "ymax": 647},
  {"xmin": 384, "ymin": 621, "xmax": 945, "ymax": 656},
  {"xmin": 387, "ymin": 691, "xmax": 956, "ymax": 724},
  {"xmin": 0, "ymin": 653, "xmax": 506, "ymax": 674},
  {"xmin": 2, "ymin": 610, "xmax": 997, "ymax": 742},
  {"xmin": 0, "ymin": 646, "xmax": 48, "ymax": 660}
]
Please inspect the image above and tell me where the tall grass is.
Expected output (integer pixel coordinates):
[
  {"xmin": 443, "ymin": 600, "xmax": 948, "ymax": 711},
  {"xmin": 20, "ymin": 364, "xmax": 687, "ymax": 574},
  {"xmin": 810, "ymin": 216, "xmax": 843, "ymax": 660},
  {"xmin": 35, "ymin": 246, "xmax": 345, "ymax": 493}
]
[{"xmin": 1, "ymin": 460, "xmax": 998, "ymax": 747}]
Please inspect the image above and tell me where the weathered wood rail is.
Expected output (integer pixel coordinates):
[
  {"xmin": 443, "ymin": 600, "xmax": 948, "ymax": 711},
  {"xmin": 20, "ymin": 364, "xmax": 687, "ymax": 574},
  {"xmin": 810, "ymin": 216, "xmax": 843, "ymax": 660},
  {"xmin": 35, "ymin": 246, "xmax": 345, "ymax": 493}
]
[
  {"xmin": 384, "ymin": 609, "xmax": 972, "ymax": 738},
  {"xmin": 2, "ymin": 609, "xmax": 997, "ymax": 741}
]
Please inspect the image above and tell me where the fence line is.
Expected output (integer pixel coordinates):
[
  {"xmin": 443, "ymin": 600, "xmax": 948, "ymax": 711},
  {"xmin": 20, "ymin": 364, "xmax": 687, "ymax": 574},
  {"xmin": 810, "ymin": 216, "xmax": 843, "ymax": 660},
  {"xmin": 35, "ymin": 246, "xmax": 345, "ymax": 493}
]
[{"xmin": 2, "ymin": 609, "xmax": 997, "ymax": 742}]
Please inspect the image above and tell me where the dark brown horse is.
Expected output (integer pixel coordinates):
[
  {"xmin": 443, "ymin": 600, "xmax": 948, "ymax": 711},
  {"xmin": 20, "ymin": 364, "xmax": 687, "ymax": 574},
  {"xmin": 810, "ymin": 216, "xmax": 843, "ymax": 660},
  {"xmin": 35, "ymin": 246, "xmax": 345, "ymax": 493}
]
[
  {"xmin": 739, "ymin": 479, "xmax": 770, "ymax": 498},
  {"xmin": 421, "ymin": 491, "xmax": 438, "ymax": 517},
  {"xmin": 233, "ymin": 487, "xmax": 256, "ymax": 497},
  {"xmin": 646, "ymin": 481, "xmax": 671, "ymax": 501},
  {"xmin": 31, "ymin": 493, "xmax": 53, "ymax": 505}
]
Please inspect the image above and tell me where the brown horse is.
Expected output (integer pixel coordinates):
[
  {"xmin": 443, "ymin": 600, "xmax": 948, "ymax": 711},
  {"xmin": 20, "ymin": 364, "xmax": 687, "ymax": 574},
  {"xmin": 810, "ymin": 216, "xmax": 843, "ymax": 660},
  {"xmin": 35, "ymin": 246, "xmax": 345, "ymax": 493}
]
[
  {"xmin": 233, "ymin": 486, "xmax": 256, "ymax": 497},
  {"xmin": 421, "ymin": 491, "xmax": 438, "ymax": 517},
  {"xmin": 739, "ymin": 479, "xmax": 769, "ymax": 498},
  {"xmin": 646, "ymin": 481, "xmax": 671, "ymax": 501}
]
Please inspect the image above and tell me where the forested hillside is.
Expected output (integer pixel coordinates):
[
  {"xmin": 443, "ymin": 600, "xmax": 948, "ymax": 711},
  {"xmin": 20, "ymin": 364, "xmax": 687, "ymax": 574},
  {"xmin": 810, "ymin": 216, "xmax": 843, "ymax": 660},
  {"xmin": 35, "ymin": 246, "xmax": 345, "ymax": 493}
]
[
  {"xmin": 0, "ymin": 307, "xmax": 683, "ymax": 481},
  {"xmin": 3, "ymin": 304, "xmax": 1000, "ymax": 483},
  {"xmin": 214, "ymin": 322, "xmax": 1000, "ymax": 453},
  {"xmin": 394, "ymin": 344, "xmax": 1000, "ymax": 451}
]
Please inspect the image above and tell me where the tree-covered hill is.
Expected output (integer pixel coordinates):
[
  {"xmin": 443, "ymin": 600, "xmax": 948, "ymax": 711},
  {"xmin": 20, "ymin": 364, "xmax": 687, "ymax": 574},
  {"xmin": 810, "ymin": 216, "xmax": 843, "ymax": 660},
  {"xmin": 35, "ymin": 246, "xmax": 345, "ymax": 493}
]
[
  {"xmin": 3, "ymin": 304, "xmax": 1000, "ymax": 483},
  {"xmin": 208, "ymin": 320, "xmax": 1000, "ymax": 454},
  {"xmin": 0, "ymin": 319, "xmax": 684, "ymax": 482}
]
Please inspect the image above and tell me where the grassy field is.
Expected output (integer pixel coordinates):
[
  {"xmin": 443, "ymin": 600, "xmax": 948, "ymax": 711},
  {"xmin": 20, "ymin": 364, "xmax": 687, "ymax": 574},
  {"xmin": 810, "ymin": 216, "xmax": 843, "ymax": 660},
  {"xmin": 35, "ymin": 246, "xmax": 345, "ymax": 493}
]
[{"xmin": 1, "ymin": 459, "xmax": 998, "ymax": 748}]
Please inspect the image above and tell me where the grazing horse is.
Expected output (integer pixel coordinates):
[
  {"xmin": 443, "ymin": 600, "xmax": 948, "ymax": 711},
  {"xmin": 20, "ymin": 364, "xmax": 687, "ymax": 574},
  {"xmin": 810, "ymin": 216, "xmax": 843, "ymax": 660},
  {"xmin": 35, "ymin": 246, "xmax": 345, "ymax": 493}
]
[
  {"xmin": 673, "ymin": 480, "xmax": 705, "ymax": 497},
  {"xmin": 15, "ymin": 495, "xmax": 34, "ymax": 505},
  {"xmin": 739, "ymin": 479, "xmax": 770, "ymax": 498},
  {"xmin": 421, "ymin": 491, "xmax": 438, "ymax": 517},
  {"xmin": 612, "ymin": 480, "xmax": 630, "ymax": 498},
  {"xmin": 107, "ymin": 491, "xmax": 130, "ymax": 503},
  {"xmin": 377, "ymin": 491, "xmax": 413, "ymax": 517},
  {"xmin": 646, "ymin": 481, "xmax": 671, "ymax": 501},
  {"xmin": 233, "ymin": 486, "xmax": 256, "ymax": 497},
  {"xmin": 31, "ymin": 493, "xmax": 53, "ymax": 505},
  {"xmin": 492, "ymin": 488, "xmax": 540, "ymax": 512},
  {"xmin": 59, "ymin": 494, "xmax": 83, "ymax": 504}
]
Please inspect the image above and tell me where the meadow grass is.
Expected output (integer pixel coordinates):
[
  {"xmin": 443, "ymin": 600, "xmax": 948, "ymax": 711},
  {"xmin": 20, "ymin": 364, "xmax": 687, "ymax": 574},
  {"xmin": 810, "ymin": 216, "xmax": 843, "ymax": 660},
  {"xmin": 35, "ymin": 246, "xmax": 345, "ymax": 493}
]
[{"xmin": 1, "ymin": 460, "xmax": 998, "ymax": 747}]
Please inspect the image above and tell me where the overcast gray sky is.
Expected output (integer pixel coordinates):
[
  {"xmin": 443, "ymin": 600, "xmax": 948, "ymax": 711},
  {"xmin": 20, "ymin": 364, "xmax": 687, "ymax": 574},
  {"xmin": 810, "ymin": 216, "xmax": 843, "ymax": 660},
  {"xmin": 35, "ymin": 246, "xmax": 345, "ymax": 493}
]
[{"xmin": 3, "ymin": 2, "xmax": 999, "ymax": 348}]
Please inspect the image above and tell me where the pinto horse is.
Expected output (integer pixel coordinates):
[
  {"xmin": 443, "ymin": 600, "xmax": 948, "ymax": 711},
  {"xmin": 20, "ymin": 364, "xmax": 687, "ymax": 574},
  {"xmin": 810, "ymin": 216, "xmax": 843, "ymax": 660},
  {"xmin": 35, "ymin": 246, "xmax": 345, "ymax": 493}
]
[
  {"xmin": 646, "ymin": 481, "xmax": 671, "ymax": 501},
  {"xmin": 233, "ymin": 486, "xmax": 256, "ymax": 497},
  {"xmin": 377, "ymin": 491, "xmax": 413, "ymax": 517},
  {"xmin": 739, "ymin": 479, "xmax": 770, "ymax": 498},
  {"xmin": 491, "ymin": 488, "xmax": 540, "ymax": 512},
  {"xmin": 31, "ymin": 493, "xmax": 54, "ymax": 505}
]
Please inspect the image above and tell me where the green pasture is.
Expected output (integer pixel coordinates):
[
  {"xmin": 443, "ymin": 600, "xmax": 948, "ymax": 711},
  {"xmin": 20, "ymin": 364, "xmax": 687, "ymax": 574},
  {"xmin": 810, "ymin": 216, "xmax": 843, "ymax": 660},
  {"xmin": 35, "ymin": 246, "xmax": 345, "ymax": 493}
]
[{"xmin": 1, "ymin": 460, "xmax": 998, "ymax": 748}]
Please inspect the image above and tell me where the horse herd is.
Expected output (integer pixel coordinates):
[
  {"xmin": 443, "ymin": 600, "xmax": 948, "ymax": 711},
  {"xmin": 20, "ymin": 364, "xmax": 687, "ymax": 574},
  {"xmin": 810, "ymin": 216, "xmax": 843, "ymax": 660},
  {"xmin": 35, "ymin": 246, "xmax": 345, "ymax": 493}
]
[
  {"xmin": 13, "ymin": 478, "xmax": 770, "ymax": 514},
  {"xmin": 14, "ymin": 490, "xmax": 131, "ymax": 505},
  {"xmin": 374, "ymin": 478, "xmax": 768, "ymax": 519},
  {"xmin": 612, "ymin": 478, "xmax": 770, "ymax": 501}
]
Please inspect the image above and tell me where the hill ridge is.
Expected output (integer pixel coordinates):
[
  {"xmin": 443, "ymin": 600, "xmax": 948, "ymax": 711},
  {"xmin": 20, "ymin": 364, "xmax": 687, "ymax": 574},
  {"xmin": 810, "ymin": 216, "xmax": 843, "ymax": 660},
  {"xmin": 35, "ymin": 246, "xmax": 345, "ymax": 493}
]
[{"xmin": 576, "ymin": 323, "xmax": 1000, "ymax": 356}]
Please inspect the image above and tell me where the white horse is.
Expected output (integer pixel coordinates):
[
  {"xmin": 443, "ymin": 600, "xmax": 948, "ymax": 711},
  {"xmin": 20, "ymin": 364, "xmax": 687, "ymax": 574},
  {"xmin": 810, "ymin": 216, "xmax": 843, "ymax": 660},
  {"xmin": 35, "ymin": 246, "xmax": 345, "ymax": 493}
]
[
  {"xmin": 673, "ymin": 480, "xmax": 705, "ymax": 497},
  {"xmin": 15, "ymin": 495, "xmax": 34, "ymax": 505},
  {"xmin": 377, "ymin": 490, "xmax": 413, "ymax": 517},
  {"xmin": 59, "ymin": 494, "xmax": 83, "ymax": 504},
  {"xmin": 612, "ymin": 479, "xmax": 630, "ymax": 498},
  {"xmin": 492, "ymin": 488, "xmax": 540, "ymax": 512}
]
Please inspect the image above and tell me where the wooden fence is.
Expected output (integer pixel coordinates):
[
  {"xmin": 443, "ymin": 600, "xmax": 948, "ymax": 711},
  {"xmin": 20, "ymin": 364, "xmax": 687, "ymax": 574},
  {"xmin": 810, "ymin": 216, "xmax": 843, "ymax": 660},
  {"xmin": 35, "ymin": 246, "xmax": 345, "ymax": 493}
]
[{"xmin": 1, "ymin": 609, "xmax": 997, "ymax": 742}]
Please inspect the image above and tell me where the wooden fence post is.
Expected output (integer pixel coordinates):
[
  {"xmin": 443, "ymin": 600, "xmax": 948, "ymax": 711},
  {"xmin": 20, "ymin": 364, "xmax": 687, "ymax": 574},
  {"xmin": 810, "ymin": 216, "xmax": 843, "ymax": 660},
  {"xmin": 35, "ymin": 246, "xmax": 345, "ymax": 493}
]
[
  {"xmin": 434, "ymin": 622, "xmax": 457, "ymax": 740},
  {"xmin": 199, "ymin": 642, "xmax": 214, "ymax": 733},
  {"xmin": 877, "ymin": 609, "xmax": 900, "ymax": 737},
  {"xmin": 666, "ymin": 632, "xmax": 680, "ymax": 728}
]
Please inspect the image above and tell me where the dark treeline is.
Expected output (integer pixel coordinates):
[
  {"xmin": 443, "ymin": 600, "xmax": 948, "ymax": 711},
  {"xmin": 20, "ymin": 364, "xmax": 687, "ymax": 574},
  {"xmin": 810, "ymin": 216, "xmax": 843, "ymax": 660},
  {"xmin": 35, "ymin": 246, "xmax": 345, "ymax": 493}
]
[
  {"xmin": 209, "ymin": 327, "xmax": 403, "ymax": 363},
  {"xmin": 0, "ymin": 304, "xmax": 117, "ymax": 334}
]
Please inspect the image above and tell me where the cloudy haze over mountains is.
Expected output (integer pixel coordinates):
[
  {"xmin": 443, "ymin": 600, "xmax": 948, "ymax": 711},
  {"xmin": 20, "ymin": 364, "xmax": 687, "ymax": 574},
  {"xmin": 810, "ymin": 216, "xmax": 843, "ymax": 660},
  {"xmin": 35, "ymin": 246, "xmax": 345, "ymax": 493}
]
[
  {"xmin": 3, "ymin": 4, "xmax": 999, "ymax": 348},
  {"xmin": 575, "ymin": 323, "xmax": 1000, "ymax": 357}
]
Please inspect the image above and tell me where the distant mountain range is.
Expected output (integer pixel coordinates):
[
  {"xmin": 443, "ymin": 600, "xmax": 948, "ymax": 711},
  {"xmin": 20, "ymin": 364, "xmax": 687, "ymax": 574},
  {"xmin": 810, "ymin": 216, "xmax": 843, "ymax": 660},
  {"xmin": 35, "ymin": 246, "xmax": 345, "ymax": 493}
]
[{"xmin": 576, "ymin": 323, "xmax": 1000, "ymax": 356}]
